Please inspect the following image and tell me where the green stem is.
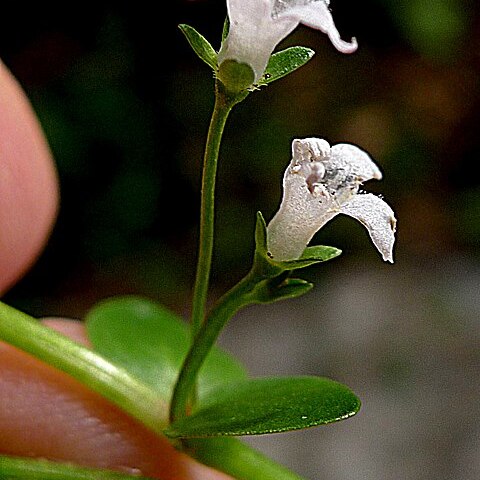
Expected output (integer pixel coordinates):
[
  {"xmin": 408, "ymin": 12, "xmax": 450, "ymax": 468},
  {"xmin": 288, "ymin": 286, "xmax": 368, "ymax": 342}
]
[
  {"xmin": 188, "ymin": 438, "xmax": 306, "ymax": 480},
  {"xmin": 0, "ymin": 302, "xmax": 166, "ymax": 434},
  {"xmin": 0, "ymin": 456, "xmax": 155, "ymax": 480},
  {"xmin": 170, "ymin": 269, "xmax": 259, "ymax": 422},
  {"xmin": 190, "ymin": 84, "xmax": 237, "ymax": 340}
]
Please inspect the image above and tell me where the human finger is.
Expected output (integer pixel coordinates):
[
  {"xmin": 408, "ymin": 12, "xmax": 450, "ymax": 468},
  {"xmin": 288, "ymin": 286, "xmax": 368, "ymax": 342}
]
[
  {"xmin": 0, "ymin": 60, "xmax": 59, "ymax": 293},
  {"xmin": 0, "ymin": 318, "xmax": 232, "ymax": 480}
]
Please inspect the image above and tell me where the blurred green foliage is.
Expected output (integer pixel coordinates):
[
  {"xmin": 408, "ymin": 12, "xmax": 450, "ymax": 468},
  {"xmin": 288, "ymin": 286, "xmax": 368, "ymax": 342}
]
[{"xmin": 378, "ymin": 0, "xmax": 470, "ymax": 60}]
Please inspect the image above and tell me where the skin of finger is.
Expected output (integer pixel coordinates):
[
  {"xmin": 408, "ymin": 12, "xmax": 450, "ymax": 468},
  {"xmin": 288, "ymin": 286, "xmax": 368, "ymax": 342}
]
[
  {"xmin": 0, "ymin": 59, "xmax": 59, "ymax": 294},
  {"xmin": 0, "ymin": 318, "xmax": 232, "ymax": 480}
]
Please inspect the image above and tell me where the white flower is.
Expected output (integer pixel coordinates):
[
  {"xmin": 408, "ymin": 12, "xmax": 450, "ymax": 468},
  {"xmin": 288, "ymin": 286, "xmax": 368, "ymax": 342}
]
[
  {"xmin": 267, "ymin": 138, "xmax": 397, "ymax": 262},
  {"xmin": 218, "ymin": 0, "xmax": 357, "ymax": 83}
]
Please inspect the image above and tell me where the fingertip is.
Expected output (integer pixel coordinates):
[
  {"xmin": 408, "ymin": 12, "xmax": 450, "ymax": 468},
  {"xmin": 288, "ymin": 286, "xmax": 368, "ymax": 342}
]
[{"xmin": 0, "ymin": 59, "xmax": 59, "ymax": 293}]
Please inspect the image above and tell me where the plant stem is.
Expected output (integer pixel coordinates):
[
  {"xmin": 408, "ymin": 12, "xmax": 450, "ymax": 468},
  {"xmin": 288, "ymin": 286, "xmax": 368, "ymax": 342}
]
[
  {"xmin": 0, "ymin": 302, "xmax": 166, "ymax": 434},
  {"xmin": 170, "ymin": 269, "xmax": 259, "ymax": 422},
  {"xmin": 0, "ymin": 456, "xmax": 155, "ymax": 480},
  {"xmin": 190, "ymin": 84, "xmax": 237, "ymax": 340},
  {"xmin": 188, "ymin": 438, "xmax": 306, "ymax": 480}
]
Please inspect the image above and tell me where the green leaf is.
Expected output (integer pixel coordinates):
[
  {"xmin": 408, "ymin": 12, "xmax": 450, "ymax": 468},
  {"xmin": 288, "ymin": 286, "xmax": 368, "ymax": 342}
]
[
  {"xmin": 273, "ymin": 245, "xmax": 342, "ymax": 270},
  {"xmin": 258, "ymin": 47, "xmax": 315, "ymax": 85},
  {"xmin": 179, "ymin": 24, "xmax": 218, "ymax": 70},
  {"xmin": 85, "ymin": 296, "xmax": 247, "ymax": 401},
  {"xmin": 165, "ymin": 376, "xmax": 360, "ymax": 438}
]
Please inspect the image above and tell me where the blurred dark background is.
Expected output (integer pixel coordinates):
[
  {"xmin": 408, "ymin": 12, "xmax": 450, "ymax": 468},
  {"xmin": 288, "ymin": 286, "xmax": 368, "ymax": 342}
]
[{"xmin": 1, "ymin": 1, "xmax": 480, "ymax": 478}]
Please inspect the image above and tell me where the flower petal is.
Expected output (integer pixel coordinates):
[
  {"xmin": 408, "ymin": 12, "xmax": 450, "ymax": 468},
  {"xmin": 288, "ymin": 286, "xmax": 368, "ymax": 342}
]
[
  {"xmin": 227, "ymin": 0, "xmax": 271, "ymax": 22},
  {"xmin": 219, "ymin": 0, "xmax": 297, "ymax": 82},
  {"xmin": 340, "ymin": 193, "xmax": 397, "ymax": 263},
  {"xmin": 220, "ymin": 0, "xmax": 357, "ymax": 83},
  {"xmin": 329, "ymin": 143, "xmax": 383, "ymax": 183},
  {"xmin": 267, "ymin": 155, "xmax": 339, "ymax": 261},
  {"xmin": 267, "ymin": 138, "xmax": 395, "ymax": 263},
  {"xmin": 276, "ymin": 0, "xmax": 357, "ymax": 53}
]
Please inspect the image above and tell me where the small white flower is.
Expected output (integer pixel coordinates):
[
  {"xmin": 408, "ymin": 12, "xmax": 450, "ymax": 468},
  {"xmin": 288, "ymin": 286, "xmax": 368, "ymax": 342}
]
[
  {"xmin": 267, "ymin": 138, "xmax": 397, "ymax": 262},
  {"xmin": 219, "ymin": 0, "xmax": 357, "ymax": 83}
]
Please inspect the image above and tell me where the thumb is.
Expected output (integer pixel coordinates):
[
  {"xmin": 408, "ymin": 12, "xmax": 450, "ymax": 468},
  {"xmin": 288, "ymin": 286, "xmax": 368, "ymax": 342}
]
[{"xmin": 0, "ymin": 60, "xmax": 58, "ymax": 294}]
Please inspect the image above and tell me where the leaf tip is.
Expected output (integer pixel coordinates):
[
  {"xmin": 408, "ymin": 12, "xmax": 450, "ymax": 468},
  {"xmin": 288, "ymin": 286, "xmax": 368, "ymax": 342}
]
[
  {"xmin": 305, "ymin": 47, "xmax": 316, "ymax": 59},
  {"xmin": 178, "ymin": 23, "xmax": 190, "ymax": 35}
]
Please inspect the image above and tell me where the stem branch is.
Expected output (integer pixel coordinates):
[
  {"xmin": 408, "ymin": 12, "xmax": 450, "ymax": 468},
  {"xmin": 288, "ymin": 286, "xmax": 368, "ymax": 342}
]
[
  {"xmin": 190, "ymin": 85, "xmax": 236, "ymax": 339},
  {"xmin": 0, "ymin": 456, "xmax": 155, "ymax": 480},
  {"xmin": 171, "ymin": 269, "xmax": 258, "ymax": 422},
  {"xmin": 189, "ymin": 438, "xmax": 306, "ymax": 480}
]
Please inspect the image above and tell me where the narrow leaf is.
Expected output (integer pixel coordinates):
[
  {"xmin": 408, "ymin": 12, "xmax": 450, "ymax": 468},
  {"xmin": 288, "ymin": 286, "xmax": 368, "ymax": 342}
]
[
  {"xmin": 85, "ymin": 296, "xmax": 247, "ymax": 401},
  {"xmin": 165, "ymin": 376, "xmax": 360, "ymax": 438},
  {"xmin": 259, "ymin": 47, "xmax": 315, "ymax": 85},
  {"xmin": 179, "ymin": 24, "xmax": 218, "ymax": 70}
]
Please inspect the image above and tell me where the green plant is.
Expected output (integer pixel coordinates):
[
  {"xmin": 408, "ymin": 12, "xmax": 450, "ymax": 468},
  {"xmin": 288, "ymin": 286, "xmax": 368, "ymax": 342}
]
[{"xmin": 0, "ymin": 2, "xmax": 396, "ymax": 479}]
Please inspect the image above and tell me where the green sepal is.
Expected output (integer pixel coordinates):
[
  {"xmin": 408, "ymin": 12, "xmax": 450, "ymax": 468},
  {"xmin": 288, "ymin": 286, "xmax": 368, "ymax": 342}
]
[
  {"xmin": 258, "ymin": 47, "xmax": 315, "ymax": 86},
  {"xmin": 217, "ymin": 60, "xmax": 255, "ymax": 94},
  {"xmin": 253, "ymin": 275, "xmax": 313, "ymax": 304},
  {"xmin": 179, "ymin": 24, "xmax": 218, "ymax": 70},
  {"xmin": 254, "ymin": 211, "xmax": 341, "ymax": 272},
  {"xmin": 85, "ymin": 296, "xmax": 247, "ymax": 402},
  {"xmin": 254, "ymin": 211, "xmax": 268, "ymax": 257},
  {"xmin": 273, "ymin": 245, "xmax": 342, "ymax": 270},
  {"xmin": 165, "ymin": 376, "xmax": 360, "ymax": 438},
  {"xmin": 222, "ymin": 16, "xmax": 230, "ymax": 42},
  {"xmin": 252, "ymin": 211, "xmax": 283, "ymax": 278}
]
